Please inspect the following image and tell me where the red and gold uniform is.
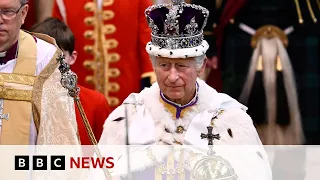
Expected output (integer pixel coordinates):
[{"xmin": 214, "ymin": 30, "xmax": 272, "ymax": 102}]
[{"xmin": 52, "ymin": 0, "xmax": 155, "ymax": 109}]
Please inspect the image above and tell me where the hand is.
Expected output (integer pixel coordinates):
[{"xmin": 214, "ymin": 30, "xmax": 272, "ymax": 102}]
[{"xmin": 206, "ymin": 56, "xmax": 218, "ymax": 70}]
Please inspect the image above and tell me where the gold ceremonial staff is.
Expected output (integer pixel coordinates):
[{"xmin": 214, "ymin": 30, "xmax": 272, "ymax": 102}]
[{"xmin": 57, "ymin": 54, "xmax": 112, "ymax": 180}]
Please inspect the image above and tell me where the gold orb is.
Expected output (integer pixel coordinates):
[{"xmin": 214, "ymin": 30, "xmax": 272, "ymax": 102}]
[{"xmin": 191, "ymin": 155, "xmax": 238, "ymax": 180}]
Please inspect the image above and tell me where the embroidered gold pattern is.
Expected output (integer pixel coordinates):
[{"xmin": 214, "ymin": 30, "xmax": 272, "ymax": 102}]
[
  {"xmin": 32, "ymin": 50, "xmax": 60, "ymax": 133},
  {"xmin": 0, "ymin": 74, "xmax": 36, "ymax": 102},
  {"xmin": 0, "ymin": 88, "xmax": 32, "ymax": 101},
  {"xmin": 147, "ymin": 149, "xmax": 186, "ymax": 175},
  {"xmin": 178, "ymin": 150, "xmax": 185, "ymax": 180},
  {"xmin": 0, "ymin": 74, "xmax": 35, "ymax": 86},
  {"xmin": 82, "ymin": 0, "xmax": 119, "ymax": 107},
  {"xmin": 167, "ymin": 152, "xmax": 175, "ymax": 180},
  {"xmin": 159, "ymin": 97, "xmax": 193, "ymax": 119},
  {"xmin": 37, "ymin": 66, "xmax": 79, "ymax": 145}
]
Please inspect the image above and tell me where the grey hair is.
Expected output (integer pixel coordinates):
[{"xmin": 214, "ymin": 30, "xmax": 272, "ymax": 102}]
[
  {"xmin": 149, "ymin": 54, "xmax": 206, "ymax": 71},
  {"xmin": 195, "ymin": 55, "xmax": 206, "ymax": 70},
  {"xmin": 20, "ymin": 0, "xmax": 28, "ymax": 4}
]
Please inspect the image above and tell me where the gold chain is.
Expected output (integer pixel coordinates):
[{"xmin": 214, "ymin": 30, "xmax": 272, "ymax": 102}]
[
  {"xmin": 306, "ymin": 0, "xmax": 318, "ymax": 23},
  {"xmin": 294, "ymin": 0, "xmax": 304, "ymax": 24}
]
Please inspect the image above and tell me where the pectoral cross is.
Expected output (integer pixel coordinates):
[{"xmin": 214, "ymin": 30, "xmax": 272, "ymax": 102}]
[
  {"xmin": 0, "ymin": 100, "xmax": 9, "ymax": 127},
  {"xmin": 201, "ymin": 126, "xmax": 220, "ymax": 145}
]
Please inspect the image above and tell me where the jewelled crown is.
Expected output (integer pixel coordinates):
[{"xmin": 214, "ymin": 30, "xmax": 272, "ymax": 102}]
[{"xmin": 145, "ymin": 0, "xmax": 210, "ymax": 58}]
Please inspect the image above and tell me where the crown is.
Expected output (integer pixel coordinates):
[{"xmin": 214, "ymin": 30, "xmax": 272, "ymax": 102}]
[{"xmin": 145, "ymin": 0, "xmax": 209, "ymax": 51}]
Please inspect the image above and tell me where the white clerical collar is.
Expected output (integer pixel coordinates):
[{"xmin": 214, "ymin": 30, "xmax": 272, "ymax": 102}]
[{"xmin": 0, "ymin": 51, "xmax": 6, "ymax": 57}]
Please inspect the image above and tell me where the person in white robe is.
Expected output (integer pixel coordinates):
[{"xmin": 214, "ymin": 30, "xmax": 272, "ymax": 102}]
[{"xmin": 90, "ymin": 0, "xmax": 272, "ymax": 179}]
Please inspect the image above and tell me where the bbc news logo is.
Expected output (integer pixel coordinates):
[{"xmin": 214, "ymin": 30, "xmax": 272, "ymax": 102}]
[
  {"xmin": 15, "ymin": 156, "xmax": 65, "ymax": 170},
  {"xmin": 15, "ymin": 156, "xmax": 114, "ymax": 170}
]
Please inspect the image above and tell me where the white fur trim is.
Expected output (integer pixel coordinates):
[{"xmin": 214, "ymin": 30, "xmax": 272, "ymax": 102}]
[
  {"xmin": 146, "ymin": 40, "xmax": 209, "ymax": 58},
  {"xmin": 56, "ymin": 0, "xmax": 68, "ymax": 24},
  {"xmin": 100, "ymin": 78, "xmax": 249, "ymax": 146}
]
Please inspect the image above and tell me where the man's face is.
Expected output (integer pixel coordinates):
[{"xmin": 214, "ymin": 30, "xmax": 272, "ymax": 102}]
[
  {"xmin": 0, "ymin": 0, "xmax": 28, "ymax": 51},
  {"xmin": 154, "ymin": 57, "xmax": 203, "ymax": 104}
]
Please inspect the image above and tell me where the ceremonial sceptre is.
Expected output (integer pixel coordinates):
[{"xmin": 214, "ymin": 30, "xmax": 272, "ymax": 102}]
[
  {"xmin": 57, "ymin": 54, "xmax": 112, "ymax": 180},
  {"xmin": 124, "ymin": 104, "xmax": 132, "ymax": 180}
]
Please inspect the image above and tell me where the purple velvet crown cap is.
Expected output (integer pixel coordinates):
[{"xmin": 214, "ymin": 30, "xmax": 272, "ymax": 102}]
[
  {"xmin": 144, "ymin": 0, "xmax": 209, "ymax": 50},
  {"xmin": 145, "ymin": 0, "xmax": 209, "ymax": 37},
  {"xmin": 149, "ymin": 7, "xmax": 207, "ymax": 37}
]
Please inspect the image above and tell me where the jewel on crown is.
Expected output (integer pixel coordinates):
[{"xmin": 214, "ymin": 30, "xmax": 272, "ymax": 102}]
[{"xmin": 164, "ymin": 5, "xmax": 180, "ymax": 36}]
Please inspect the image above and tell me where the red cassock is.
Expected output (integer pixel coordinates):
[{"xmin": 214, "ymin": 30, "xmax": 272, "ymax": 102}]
[
  {"xmin": 52, "ymin": 0, "xmax": 155, "ymax": 109},
  {"xmin": 76, "ymin": 85, "xmax": 111, "ymax": 145}
]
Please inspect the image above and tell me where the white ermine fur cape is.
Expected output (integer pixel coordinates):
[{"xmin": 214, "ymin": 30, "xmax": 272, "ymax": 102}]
[{"xmin": 89, "ymin": 79, "xmax": 271, "ymax": 179}]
